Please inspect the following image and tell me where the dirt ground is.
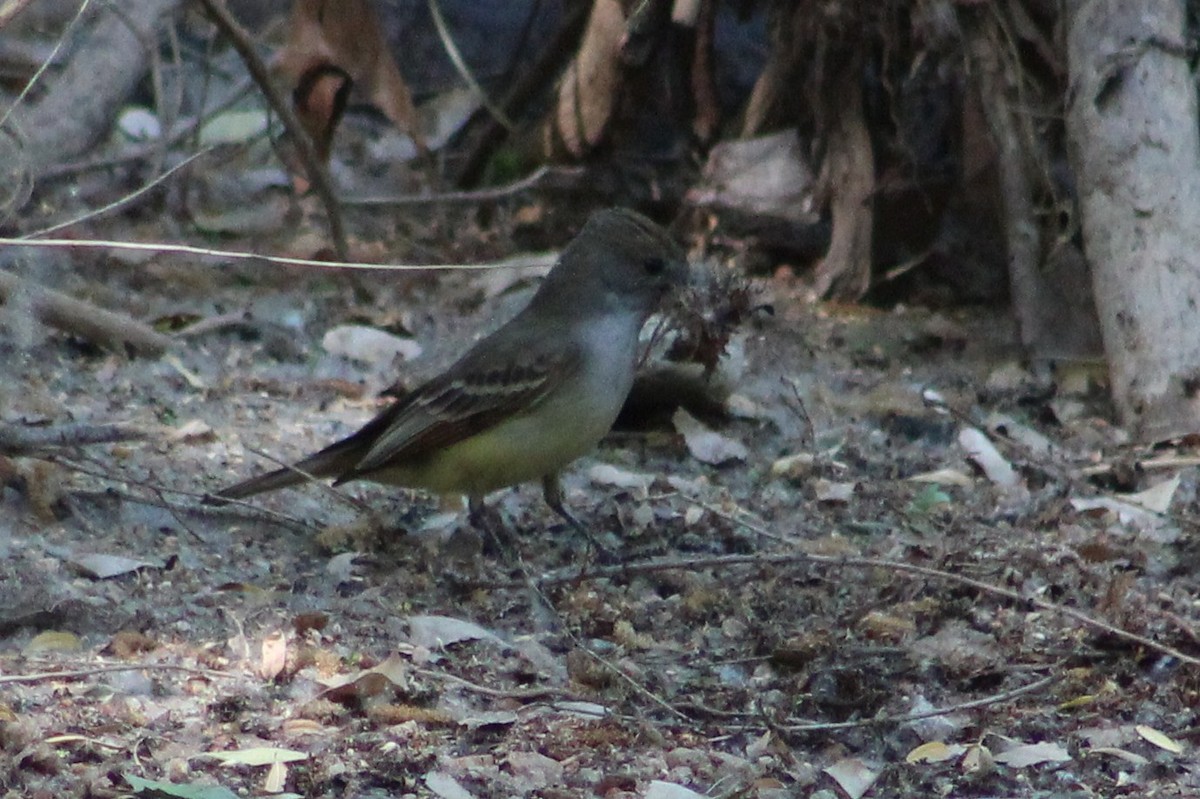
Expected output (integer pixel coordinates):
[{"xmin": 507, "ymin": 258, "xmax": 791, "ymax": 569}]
[{"xmin": 3, "ymin": 189, "xmax": 1200, "ymax": 799}]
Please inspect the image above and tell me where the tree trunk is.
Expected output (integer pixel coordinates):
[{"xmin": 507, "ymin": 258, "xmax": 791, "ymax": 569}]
[{"xmin": 1066, "ymin": 0, "xmax": 1200, "ymax": 440}]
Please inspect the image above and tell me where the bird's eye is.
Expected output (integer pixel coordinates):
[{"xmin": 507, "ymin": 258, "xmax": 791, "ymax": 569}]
[{"xmin": 643, "ymin": 256, "xmax": 666, "ymax": 276}]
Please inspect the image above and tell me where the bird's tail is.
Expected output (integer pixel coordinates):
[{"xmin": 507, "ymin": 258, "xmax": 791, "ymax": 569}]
[{"xmin": 207, "ymin": 439, "xmax": 361, "ymax": 503}]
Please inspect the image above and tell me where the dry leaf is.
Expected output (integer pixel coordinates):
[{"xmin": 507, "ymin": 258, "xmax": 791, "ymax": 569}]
[
  {"xmin": 260, "ymin": 631, "xmax": 288, "ymax": 681},
  {"xmin": 425, "ymin": 771, "xmax": 475, "ymax": 799},
  {"xmin": 276, "ymin": 0, "xmax": 426, "ymax": 161},
  {"xmin": 673, "ymin": 408, "xmax": 748, "ymax": 465},
  {"xmin": 588, "ymin": 463, "xmax": 654, "ymax": 490},
  {"xmin": 859, "ymin": 610, "xmax": 917, "ymax": 640},
  {"xmin": 204, "ymin": 748, "xmax": 308, "ymax": 766},
  {"xmin": 992, "ymin": 741, "xmax": 1072, "ymax": 767},
  {"xmin": 813, "ymin": 479, "xmax": 855, "ymax": 503},
  {"xmin": 958, "ymin": 427, "xmax": 1020, "ymax": 488},
  {"xmin": 1122, "ymin": 474, "xmax": 1181, "ymax": 514},
  {"xmin": 319, "ymin": 653, "xmax": 411, "ymax": 705},
  {"xmin": 1088, "ymin": 746, "xmax": 1149, "ymax": 766},
  {"xmin": 264, "ymin": 760, "xmax": 287, "ymax": 793},
  {"xmin": 771, "ymin": 452, "xmax": 815, "ymax": 480},
  {"xmin": 644, "ymin": 781, "xmax": 709, "ymax": 799},
  {"xmin": 407, "ymin": 615, "xmax": 503, "ymax": 649},
  {"xmin": 961, "ymin": 743, "xmax": 994, "ymax": 774},
  {"xmin": 104, "ymin": 630, "xmax": 159, "ymax": 658},
  {"xmin": 1136, "ymin": 724, "xmax": 1184, "ymax": 754},
  {"xmin": 504, "ymin": 751, "xmax": 564, "ymax": 790},
  {"xmin": 281, "ymin": 718, "xmax": 328, "ymax": 736},
  {"xmin": 689, "ymin": 131, "xmax": 817, "ymax": 221},
  {"xmin": 68, "ymin": 552, "xmax": 159, "ymax": 579},
  {"xmin": 322, "ymin": 325, "xmax": 422, "ymax": 366},
  {"xmin": 1069, "ymin": 496, "xmax": 1175, "ymax": 539},
  {"xmin": 905, "ymin": 741, "xmax": 966, "ymax": 764},
  {"xmin": 986, "ymin": 412, "xmax": 1053, "ymax": 457},
  {"xmin": 169, "ymin": 419, "xmax": 215, "ymax": 443},
  {"xmin": 908, "ymin": 468, "xmax": 974, "ymax": 488},
  {"xmin": 823, "ymin": 757, "xmax": 880, "ymax": 799}
]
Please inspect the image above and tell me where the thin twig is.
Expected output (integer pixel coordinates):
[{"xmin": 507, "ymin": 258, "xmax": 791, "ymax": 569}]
[
  {"xmin": 0, "ymin": 662, "xmax": 237, "ymax": 685},
  {"xmin": 342, "ymin": 166, "xmax": 582, "ymax": 207},
  {"xmin": 44, "ymin": 454, "xmax": 315, "ymax": 535},
  {"xmin": 780, "ymin": 673, "xmax": 1061, "ymax": 733},
  {"xmin": 409, "ymin": 666, "xmax": 571, "ymax": 701},
  {"xmin": 25, "ymin": 147, "xmax": 214, "ymax": 238},
  {"xmin": 503, "ymin": 549, "xmax": 1200, "ymax": 668},
  {"xmin": 194, "ymin": 0, "xmax": 347, "ymax": 258},
  {"xmin": 455, "ymin": 0, "xmax": 591, "ymax": 186},
  {"xmin": 0, "ymin": 0, "xmax": 95, "ymax": 131},
  {"xmin": 426, "ymin": 0, "xmax": 514, "ymax": 130},
  {"xmin": 0, "ymin": 236, "xmax": 558, "ymax": 273},
  {"xmin": 578, "ymin": 646, "xmax": 691, "ymax": 722},
  {"xmin": 172, "ymin": 307, "xmax": 253, "ymax": 338}
]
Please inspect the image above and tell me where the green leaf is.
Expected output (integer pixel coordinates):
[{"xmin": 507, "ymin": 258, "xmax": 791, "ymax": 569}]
[{"xmin": 907, "ymin": 484, "xmax": 951, "ymax": 515}]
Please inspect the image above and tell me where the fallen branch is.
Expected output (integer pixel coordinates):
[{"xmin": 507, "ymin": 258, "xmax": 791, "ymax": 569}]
[
  {"xmin": 10, "ymin": 0, "xmax": 183, "ymax": 174},
  {"xmin": 0, "ymin": 422, "xmax": 149, "ymax": 455},
  {"xmin": 0, "ymin": 662, "xmax": 235, "ymax": 685},
  {"xmin": 0, "ymin": 269, "xmax": 173, "ymax": 354}
]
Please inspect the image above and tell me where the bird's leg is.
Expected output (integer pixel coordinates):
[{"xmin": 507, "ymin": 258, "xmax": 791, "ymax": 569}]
[
  {"xmin": 541, "ymin": 474, "xmax": 586, "ymax": 534},
  {"xmin": 541, "ymin": 474, "xmax": 617, "ymax": 562},
  {"xmin": 468, "ymin": 494, "xmax": 515, "ymax": 558},
  {"xmin": 467, "ymin": 495, "xmax": 491, "ymax": 530}
]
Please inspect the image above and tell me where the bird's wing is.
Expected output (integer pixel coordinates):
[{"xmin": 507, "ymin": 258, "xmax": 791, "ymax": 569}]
[{"xmin": 339, "ymin": 343, "xmax": 583, "ymax": 480}]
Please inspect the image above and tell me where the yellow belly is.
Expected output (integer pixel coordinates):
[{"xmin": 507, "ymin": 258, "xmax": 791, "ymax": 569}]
[
  {"xmin": 364, "ymin": 311, "xmax": 641, "ymax": 497},
  {"xmin": 369, "ymin": 389, "xmax": 622, "ymax": 497}
]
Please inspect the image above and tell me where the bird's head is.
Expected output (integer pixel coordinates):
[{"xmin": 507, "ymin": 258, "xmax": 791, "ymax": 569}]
[{"xmin": 538, "ymin": 208, "xmax": 691, "ymax": 318}]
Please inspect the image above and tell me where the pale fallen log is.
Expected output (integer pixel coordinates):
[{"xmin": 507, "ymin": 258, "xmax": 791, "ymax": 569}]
[
  {"xmin": 0, "ymin": 421, "xmax": 149, "ymax": 455},
  {"xmin": 0, "ymin": 268, "xmax": 172, "ymax": 355}
]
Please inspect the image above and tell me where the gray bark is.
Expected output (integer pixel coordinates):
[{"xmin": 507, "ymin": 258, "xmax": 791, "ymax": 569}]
[
  {"xmin": 1067, "ymin": 0, "xmax": 1200, "ymax": 440},
  {"xmin": 965, "ymin": 16, "xmax": 1103, "ymax": 361}
]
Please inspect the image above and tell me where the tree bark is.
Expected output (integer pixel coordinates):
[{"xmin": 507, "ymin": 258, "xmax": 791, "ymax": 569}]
[
  {"xmin": 811, "ymin": 65, "xmax": 873, "ymax": 299},
  {"xmin": 1066, "ymin": 0, "xmax": 1200, "ymax": 440},
  {"xmin": 967, "ymin": 25, "xmax": 1043, "ymax": 350}
]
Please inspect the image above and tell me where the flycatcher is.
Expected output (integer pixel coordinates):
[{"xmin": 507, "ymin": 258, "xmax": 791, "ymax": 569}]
[{"xmin": 212, "ymin": 207, "xmax": 689, "ymax": 527}]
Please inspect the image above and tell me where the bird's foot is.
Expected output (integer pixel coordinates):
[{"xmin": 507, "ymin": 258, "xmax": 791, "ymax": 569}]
[
  {"xmin": 540, "ymin": 474, "xmax": 619, "ymax": 562},
  {"xmin": 468, "ymin": 497, "xmax": 519, "ymax": 560}
]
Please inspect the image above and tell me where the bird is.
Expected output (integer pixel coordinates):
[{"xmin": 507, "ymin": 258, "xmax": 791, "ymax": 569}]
[{"xmin": 211, "ymin": 207, "xmax": 690, "ymax": 531}]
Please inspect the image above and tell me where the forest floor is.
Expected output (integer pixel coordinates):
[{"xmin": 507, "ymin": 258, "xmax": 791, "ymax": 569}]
[{"xmin": 3, "ymin": 152, "xmax": 1200, "ymax": 799}]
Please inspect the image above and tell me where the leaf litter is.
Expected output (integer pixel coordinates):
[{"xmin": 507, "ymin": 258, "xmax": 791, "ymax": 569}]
[{"xmin": 4, "ymin": 154, "xmax": 1200, "ymax": 799}]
